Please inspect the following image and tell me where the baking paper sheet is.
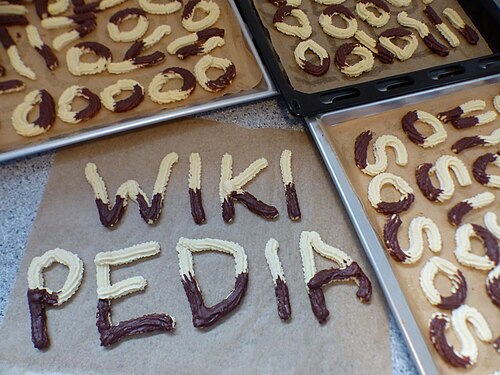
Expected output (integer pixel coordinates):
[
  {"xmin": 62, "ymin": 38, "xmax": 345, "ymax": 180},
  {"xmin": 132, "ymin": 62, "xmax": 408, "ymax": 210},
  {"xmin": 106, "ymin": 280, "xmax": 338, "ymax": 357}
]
[
  {"xmin": 323, "ymin": 83, "xmax": 500, "ymax": 374},
  {"xmin": 0, "ymin": 118, "xmax": 390, "ymax": 374},
  {"xmin": 0, "ymin": 0, "xmax": 262, "ymax": 154},
  {"xmin": 253, "ymin": 0, "xmax": 492, "ymax": 94}
]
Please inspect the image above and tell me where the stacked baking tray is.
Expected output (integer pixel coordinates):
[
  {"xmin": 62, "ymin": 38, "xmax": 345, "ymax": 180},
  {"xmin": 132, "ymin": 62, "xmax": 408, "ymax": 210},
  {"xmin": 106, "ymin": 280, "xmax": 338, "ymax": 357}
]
[{"xmin": 238, "ymin": 1, "xmax": 500, "ymax": 374}]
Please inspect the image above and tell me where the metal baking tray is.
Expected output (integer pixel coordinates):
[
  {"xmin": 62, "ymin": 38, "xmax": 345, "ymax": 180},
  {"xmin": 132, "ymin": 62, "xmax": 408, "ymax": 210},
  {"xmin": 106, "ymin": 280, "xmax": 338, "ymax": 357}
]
[
  {"xmin": 0, "ymin": 0, "xmax": 277, "ymax": 163},
  {"xmin": 238, "ymin": 0, "xmax": 500, "ymax": 118},
  {"xmin": 306, "ymin": 73, "xmax": 500, "ymax": 375}
]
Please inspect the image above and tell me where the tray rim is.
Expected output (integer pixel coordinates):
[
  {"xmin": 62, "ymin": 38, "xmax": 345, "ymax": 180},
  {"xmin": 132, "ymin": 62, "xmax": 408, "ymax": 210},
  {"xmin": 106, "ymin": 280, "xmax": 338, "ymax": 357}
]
[
  {"xmin": 0, "ymin": 0, "xmax": 278, "ymax": 164},
  {"xmin": 305, "ymin": 73, "xmax": 500, "ymax": 375}
]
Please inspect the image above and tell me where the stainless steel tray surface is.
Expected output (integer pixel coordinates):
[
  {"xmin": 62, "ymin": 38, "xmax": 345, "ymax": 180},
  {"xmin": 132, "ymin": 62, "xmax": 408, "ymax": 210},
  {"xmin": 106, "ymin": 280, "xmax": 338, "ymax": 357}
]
[
  {"xmin": 306, "ymin": 74, "xmax": 500, "ymax": 375},
  {"xmin": 0, "ymin": 0, "xmax": 277, "ymax": 163}
]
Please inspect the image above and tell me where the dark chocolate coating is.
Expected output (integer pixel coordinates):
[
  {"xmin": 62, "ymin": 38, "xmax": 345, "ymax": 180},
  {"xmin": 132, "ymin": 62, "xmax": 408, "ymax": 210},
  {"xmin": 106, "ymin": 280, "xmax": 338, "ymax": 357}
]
[
  {"xmin": 402, "ymin": 110, "xmax": 425, "ymax": 145},
  {"xmin": 459, "ymin": 24, "xmax": 479, "ymax": 45},
  {"xmin": 354, "ymin": 130, "xmax": 372, "ymax": 170},
  {"xmin": 380, "ymin": 27, "xmax": 412, "ymax": 38},
  {"xmin": 486, "ymin": 269, "xmax": 500, "ymax": 308},
  {"xmin": 181, "ymin": 272, "xmax": 248, "ymax": 328},
  {"xmin": 175, "ymin": 28, "xmax": 225, "ymax": 59},
  {"xmin": 423, "ymin": 34, "xmax": 449, "ymax": 57},
  {"xmin": 35, "ymin": 44, "xmax": 59, "ymax": 71},
  {"xmin": 231, "ymin": 191, "xmax": 279, "ymax": 220},
  {"xmin": 272, "ymin": 5, "xmax": 295, "ymax": 23},
  {"xmin": 437, "ymin": 106, "xmax": 463, "ymax": 123},
  {"xmin": 34, "ymin": 90, "xmax": 56, "ymax": 129},
  {"xmin": 135, "ymin": 192, "xmax": 163, "ymax": 224},
  {"xmin": 109, "ymin": 7, "xmax": 146, "ymax": 24},
  {"xmin": 415, "ymin": 163, "xmax": 442, "ymax": 202},
  {"xmin": 74, "ymin": 1, "xmax": 100, "ymax": 14},
  {"xmin": 375, "ymin": 193, "xmax": 414, "ymax": 215},
  {"xmin": 76, "ymin": 18, "xmax": 97, "ymax": 37},
  {"xmin": 274, "ymin": 276, "xmax": 291, "ymax": 320},
  {"xmin": 0, "ymin": 14, "xmax": 29, "ymax": 25},
  {"xmin": 34, "ymin": 0, "xmax": 48, "ymax": 19},
  {"xmin": 0, "ymin": 79, "xmax": 24, "ymax": 93},
  {"xmin": 96, "ymin": 299, "xmax": 175, "ymax": 347},
  {"xmin": 307, "ymin": 262, "xmax": 372, "ymax": 303},
  {"xmin": 182, "ymin": 0, "xmax": 201, "ymax": 19},
  {"xmin": 300, "ymin": 55, "xmax": 330, "ymax": 76},
  {"xmin": 494, "ymin": 337, "xmax": 500, "ymax": 353},
  {"xmin": 383, "ymin": 214, "xmax": 410, "ymax": 263},
  {"xmin": 124, "ymin": 40, "xmax": 145, "ymax": 60},
  {"xmin": 75, "ymin": 41, "xmax": 112, "ymax": 60},
  {"xmin": 359, "ymin": 0, "xmax": 390, "ymax": 13},
  {"xmin": 307, "ymin": 288, "xmax": 329, "ymax": 324},
  {"xmin": 95, "ymin": 196, "xmax": 126, "ymax": 228},
  {"xmin": 334, "ymin": 42, "xmax": 357, "ymax": 69},
  {"xmin": 74, "ymin": 87, "xmax": 101, "ymax": 122},
  {"xmin": 472, "ymin": 152, "xmax": 498, "ymax": 186},
  {"xmin": 222, "ymin": 197, "xmax": 235, "ymax": 223},
  {"xmin": 132, "ymin": 51, "xmax": 165, "ymax": 67},
  {"xmin": 189, "ymin": 188, "xmax": 206, "ymax": 225},
  {"xmin": 27, "ymin": 288, "xmax": 58, "ymax": 350},
  {"xmin": 162, "ymin": 67, "xmax": 196, "ymax": 92},
  {"xmin": 429, "ymin": 314, "xmax": 471, "ymax": 368},
  {"xmin": 471, "ymin": 224, "xmax": 499, "ymax": 265},
  {"xmin": 437, "ymin": 270, "xmax": 467, "ymax": 310},
  {"xmin": 451, "ymin": 135, "xmax": 485, "ymax": 154},
  {"xmin": 0, "ymin": 26, "xmax": 14, "ymax": 49},
  {"xmin": 451, "ymin": 116, "xmax": 479, "ymax": 129},
  {"xmin": 447, "ymin": 201, "xmax": 472, "ymax": 226},
  {"xmin": 285, "ymin": 183, "xmax": 301, "ymax": 220},
  {"xmin": 113, "ymin": 83, "xmax": 144, "ymax": 113},
  {"xmin": 423, "ymin": 5, "xmax": 442, "ymax": 26},
  {"xmin": 0, "ymin": 64, "xmax": 5, "ymax": 77},
  {"xmin": 374, "ymin": 43, "xmax": 395, "ymax": 64},
  {"xmin": 205, "ymin": 63, "xmax": 236, "ymax": 92},
  {"xmin": 322, "ymin": 4, "xmax": 355, "ymax": 18}
]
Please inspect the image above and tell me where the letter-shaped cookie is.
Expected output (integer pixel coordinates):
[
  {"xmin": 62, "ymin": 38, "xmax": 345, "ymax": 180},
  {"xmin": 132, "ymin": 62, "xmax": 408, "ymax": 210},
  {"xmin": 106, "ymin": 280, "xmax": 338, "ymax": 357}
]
[
  {"xmin": 299, "ymin": 231, "xmax": 371, "ymax": 323},
  {"xmin": 280, "ymin": 150, "xmax": 301, "ymax": 220},
  {"xmin": 454, "ymin": 224, "xmax": 499, "ymax": 271},
  {"xmin": 27, "ymin": 248, "xmax": 84, "ymax": 349},
  {"xmin": 95, "ymin": 242, "xmax": 175, "ymax": 346},
  {"xmin": 188, "ymin": 152, "xmax": 206, "ymax": 224},
  {"xmin": 265, "ymin": 239, "xmax": 291, "ymax": 320},
  {"xmin": 176, "ymin": 237, "xmax": 249, "ymax": 328},
  {"xmin": 85, "ymin": 153, "xmax": 178, "ymax": 227},
  {"xmin": 219, "ymin": 153, "xmax": 278, "ymax": 223}
]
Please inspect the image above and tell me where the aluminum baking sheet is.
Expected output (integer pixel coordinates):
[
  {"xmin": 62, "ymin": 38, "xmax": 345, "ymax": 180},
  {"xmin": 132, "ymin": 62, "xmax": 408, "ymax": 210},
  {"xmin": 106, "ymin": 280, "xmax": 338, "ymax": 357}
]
[
  {"xmin": 0, "ymin": 0, "xmax": 277, "ymax": 163},
  {"xmin": 306, "ymin": 73, "xmax": 500, "ymax": 375}
]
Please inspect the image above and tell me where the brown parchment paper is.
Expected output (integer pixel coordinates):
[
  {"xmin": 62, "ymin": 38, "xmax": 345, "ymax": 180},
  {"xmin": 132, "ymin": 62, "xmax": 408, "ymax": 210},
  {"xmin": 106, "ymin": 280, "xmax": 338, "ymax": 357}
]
[
  {"xmin": 253, "ymin": 0, "xmax": 492, "ymax": 94},
  {"xmin": 0, "ymin": 0, "xmax": 262, "ymax": 154},
  {"xmin": 0, "ymin": 118, "xmax": 390, "ymax": 374},
  {"xmin": 323, "ymin": 83, "xmax": 500, "ymax": 374}
]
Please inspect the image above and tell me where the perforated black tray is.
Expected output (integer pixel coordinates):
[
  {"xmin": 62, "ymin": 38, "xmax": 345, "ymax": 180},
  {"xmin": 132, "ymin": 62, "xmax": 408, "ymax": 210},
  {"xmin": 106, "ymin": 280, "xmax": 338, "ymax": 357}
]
[{"xmin": 237, "ymin": 0, "xmax": 500, "ymax": 118}]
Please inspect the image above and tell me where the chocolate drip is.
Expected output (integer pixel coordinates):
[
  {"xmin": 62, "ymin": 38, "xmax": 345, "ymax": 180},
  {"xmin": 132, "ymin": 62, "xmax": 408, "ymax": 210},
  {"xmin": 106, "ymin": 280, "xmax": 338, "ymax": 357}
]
[
  {"xmin": 272, "ymin": 5, "xmax": 295, "ymax": 23},
  {"xmin": 274, "ymin": 276, "xmax": 291, "ymax": 321},
  {"xmin": 163, "ymin": 67, "xmax": 196, "ymax": 91},
  {"xmin": 472, "ymin": 152, "xmax": 497, "ymax": 186},
  {"xmin": 132, "ymin": 51, "xmax": 165, "ymax": 67},
  {"xmin": 416, "ymin": 163, "xmax": 442, "ymax": 202},
  {"xmin": 307, "ymin": 288, "xmax": 328, "ymax": 324},
  {"xmin": 375, "ymin": 193, "xmax": 414, "ymax": 215},
  {"xmin": 423, "ymin": 34, "xmax": 449, "ymax": 56},
  {"xmin": 0, "ymin": 79, "xmax": 24, "ymax": 93},
  {"xmin": 124, "ymin": 40, "xmax": 144, "ymax": 60},
  {"xmin": 429, "ymin": 315, "xmax": 471, "ymax": 368},
  {"xmin": 307, "ymin": 262, "xmax": 372, "ymax": 303},
  {"xmin": 301, "ymin": 56, "xmax": 330, "ymax": 76},
  {"xmin": 74, "ymin": 87, "xmax": 101, "ymax": 122},
  {"xmin": 27, "ymin": 288, "xmax": 58, "ymax": 349},
  {"xmin": 0, "ymin": 14, "xmax": 29, "ymax": 25},
  {"xmin": 135, "ymin": 192, "xmax": 162, "ymax": 224},
  {"xmin": 486, "ymin": 271, "xmax": 500, "ymax": 308},
  {"xmin": 222, "ymin": 197, "xmax": 234, "ymax": 223},
  {"xmin": 0, "ymin": 26, "xmax": 14, "ymax": 49},
  {"xmin": 96, "ymin": 299, "xmax": 175, "ymax": 347},
  {"xmin": 423, "ymin": 6, "xmax": 441, "ymax": 26},
  {"xmin": 438, "ymin": 270, "xmax": 467, "ymax": 310},
  {"xmin": 189, "ymin": 188, "xmax": 206, "ymax": 224},
  {"xmin": 334, "ymin": 42, "xmax": 356, "ymax": 69},
  {"xmin": 447, "ymin": 201, "xmax": 472, "ymax": 226},
  {"xmin": 231, "ymin": 191, "xmax": 279, "ymax": 220},
  {"xmin": 322, "ymin": 4, "xmax": 355, "ymax": 18},
  {"xmin": 437, "ymin": 106, "xmax": 463, "ymax": 123},
  {"xmin": 402, "ymin": 110, "xmax": 425, "ymax": 145},
  {"xmin": 114, "ymin": 84, "xmax": 144, "ymax": 112},
  {"xmin": 452, "ymin": 135, "xmax": 484, "ymax": 154},
  {"xmin": 34, "ymin": 90, "xmax": 56, "ymax": 129},
  {"xmin": 460, "ymin": 24, "xmax": 479, "ymax": 45},
  {"xmin": 181, "ymin": 272, "xmax": 248, "ymax": 328},
  {"xmin": 109, "ymin": 7, "xmax": 146, "ymax": 24},
  {"xmin": 472, "ymin": 224, "xmax": 499, "ymax": 265},
  {"xmin": 34, "ymin": 0, "xmax": 48, "ymax": 19},
  {"xmin": 285, "ymin": 183, "xmax": 301, "ymax": 220},
  {"xmin": 354, "ymin": 130, "xmax": 372, "ymax": 170},
  {"xmin": 95, "ymin": 196, "xmax": 126, "ymax": 228},
  {"xmin": 182, "ymin": 0, "xmax": 201, "ymax": 19},
  {"xmin": 35, "ymin": 44, "xmax": 58, "ymax": 71},
  {"xmin": 451, "ymin": 116, "xmax": 478, "ymax": 129},
  {"xmin": 206, "ymin": 63, "xmax": 236, "ymax": 92},
  {"xmin": 383, "ymin": 214, "xmax": 410, "ymax": 262}
]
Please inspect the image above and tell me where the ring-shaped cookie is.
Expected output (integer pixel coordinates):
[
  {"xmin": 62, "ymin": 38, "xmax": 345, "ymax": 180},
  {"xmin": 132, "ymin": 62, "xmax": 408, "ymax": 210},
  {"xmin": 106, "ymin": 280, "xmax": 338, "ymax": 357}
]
[
  {"xmin": 402, "ymin": 110, "xmax": 447, "ymax": 148},
  {"xmin": 148, "ymin": 67, "xmax": 196, "ymax": 104},
  {"xmin": 11, "ymin": 89, "xmax": 55, "ymax": 137},
  {"xmin": 100, "ymin": 79, "xmax": 145, "ymax": 113},
  {"xmin": 181, "ymin": 0, "xmax": 220, "ymax": 32},
  {"xmin": 107, "ymin": 8, "xmax": 149, "ymax": 42},
  {"xmin": 319, "ymin": 5, "xmax": 358, "ymax": 39},
  {"xmin": 166, "ymin": 28, "xmax": 225, "ymax": 59},
  {"xmin": 273, "ymin": 5, "xmax": 312, "ymax": 40},
  {"xmin": 334, "ymin": 43, "xmax": 374, "ymax": 77},
  {"xmin": 194, "ymin": 55, "xmax": 236, "ymax": 92},
  {"xmin": 368, "ymin": 172, "xmax": 415, "ymax": 214},
  {"xmin": 472, "ymin": 152, "xmax": 500, "ymax": 188},
  {"xmin": 378, "ymin": 28, "xmax": 418, "ymax": 61},
  {"xmin": 66, "ymin": 41, "xmax": 112, "ymax": 76},
  {"xmin": 294, "ymin": 39, "xmax": 330, "ymax": 76},
  {"xmin": 138, "ymin": 0, "xmax": 181, "ymax": 14},
  {"xmin": 420, "ymin": 256, "xmax": 467, "ymax": 310},
  {"xmin": 455, "ymin": 223, "xmax": 499, "ymax": 271},
  {"xmin": 57, "ymin": 85, "xmax": 101, "ymax": 123},
  {"xmin": 355, "ymin": 0, "xmax": 390, "ymax": 28}
]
